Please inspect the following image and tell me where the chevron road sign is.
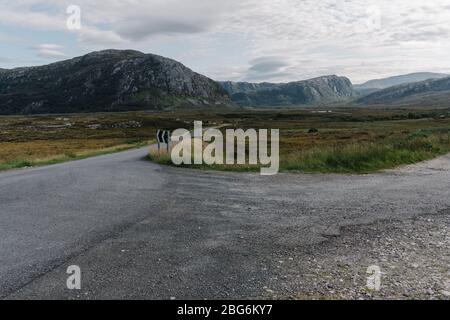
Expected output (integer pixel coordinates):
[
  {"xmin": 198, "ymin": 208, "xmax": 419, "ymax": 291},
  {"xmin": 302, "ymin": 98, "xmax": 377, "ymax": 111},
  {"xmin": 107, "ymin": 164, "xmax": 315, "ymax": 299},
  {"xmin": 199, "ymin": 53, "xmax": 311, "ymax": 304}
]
[{"xmin": 156, "ymin": 130, "xmax": 171, "ymax": 154}]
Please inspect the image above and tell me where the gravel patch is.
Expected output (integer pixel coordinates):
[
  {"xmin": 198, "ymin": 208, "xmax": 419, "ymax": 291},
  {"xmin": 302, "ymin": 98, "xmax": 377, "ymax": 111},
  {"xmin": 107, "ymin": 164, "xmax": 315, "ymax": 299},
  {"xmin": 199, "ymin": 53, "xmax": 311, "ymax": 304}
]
[{"xmin": 263, "ymin": 212, "xmax": 450, "ymax": 300}]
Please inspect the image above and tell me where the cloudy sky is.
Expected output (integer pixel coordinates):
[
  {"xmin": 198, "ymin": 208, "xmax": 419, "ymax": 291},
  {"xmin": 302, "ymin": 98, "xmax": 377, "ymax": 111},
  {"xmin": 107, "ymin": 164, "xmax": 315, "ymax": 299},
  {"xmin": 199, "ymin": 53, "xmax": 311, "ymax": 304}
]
[{"xmin": 0, "ymin": 0, "xmax": 449, "ymax": 84}]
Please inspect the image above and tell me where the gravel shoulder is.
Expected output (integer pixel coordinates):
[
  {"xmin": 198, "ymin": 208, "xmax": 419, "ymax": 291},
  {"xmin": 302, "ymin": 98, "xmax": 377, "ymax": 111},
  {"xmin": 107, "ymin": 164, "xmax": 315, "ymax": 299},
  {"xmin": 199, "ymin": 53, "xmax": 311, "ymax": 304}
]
[{"xmin": 263, "ymin": 212, "xmax": 450, "ymax": 300}]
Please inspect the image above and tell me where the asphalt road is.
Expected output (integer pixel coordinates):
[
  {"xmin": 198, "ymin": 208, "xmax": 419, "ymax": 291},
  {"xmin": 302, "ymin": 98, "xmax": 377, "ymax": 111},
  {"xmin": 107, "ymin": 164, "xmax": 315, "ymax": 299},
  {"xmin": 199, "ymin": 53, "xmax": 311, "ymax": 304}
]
[{"xmin": 1, "ymin": 147, "xmax": 450, "ymax": 299}]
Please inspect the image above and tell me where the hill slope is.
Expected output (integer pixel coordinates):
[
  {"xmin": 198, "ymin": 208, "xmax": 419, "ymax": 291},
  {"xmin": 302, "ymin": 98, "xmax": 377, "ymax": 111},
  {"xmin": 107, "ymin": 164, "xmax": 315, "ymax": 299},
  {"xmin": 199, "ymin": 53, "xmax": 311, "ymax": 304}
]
[
  {"xmin": 356, "ymin": 76, "xmax": 450, "ymax": 106},
  {"xmin": 0, "ymin": 50, "xmax": 230, "ymax": 114},
  {"xmin": 219, "ymin": 76, "xmax": 355, "ymax": 107}
]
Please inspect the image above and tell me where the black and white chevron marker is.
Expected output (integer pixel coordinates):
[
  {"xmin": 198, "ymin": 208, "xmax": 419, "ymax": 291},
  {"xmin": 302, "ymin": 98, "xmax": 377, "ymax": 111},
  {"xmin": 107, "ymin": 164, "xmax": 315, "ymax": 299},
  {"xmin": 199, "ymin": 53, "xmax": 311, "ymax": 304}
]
[{"xmin": 156, "ymin": 130, "xmax": 171, "ymax": 153}]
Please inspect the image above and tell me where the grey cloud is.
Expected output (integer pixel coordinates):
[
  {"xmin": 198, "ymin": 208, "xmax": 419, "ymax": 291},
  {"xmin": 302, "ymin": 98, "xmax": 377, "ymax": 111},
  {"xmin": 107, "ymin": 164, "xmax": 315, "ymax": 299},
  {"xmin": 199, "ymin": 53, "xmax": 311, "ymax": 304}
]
[
  {"xmin": 91, "ymin": 0, "xmax": 240, "ymax": 41},
  {"xmin": 78, "ymin": 28, "xmax": 125, "ymax": 46},
  {"xmin": 249, "ymin": 60, "xmax": 289, "ymax": 74},
  {"xmin": 243, "ymin": 56, "xmax": 292, "ymax": 82},
  {"xmin": 390, "ymin": 28, "xmax": 450, "ymax": 42},
  {"xmin": 117, "ymin": 19, "xmax": 208, "ymax": 41},
  {"xmin": 31, "ymin": 44, "xmax": 66, "ymax": 59}
]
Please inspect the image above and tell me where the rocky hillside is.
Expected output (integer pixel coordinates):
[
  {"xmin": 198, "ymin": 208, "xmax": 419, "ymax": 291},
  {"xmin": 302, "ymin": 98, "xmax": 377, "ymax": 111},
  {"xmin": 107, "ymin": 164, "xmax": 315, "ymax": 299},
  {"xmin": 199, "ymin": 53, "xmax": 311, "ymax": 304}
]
[
  {"xmin": 219, "ymin": 81, "xmax": 275, "ymax": 95},
  {"xmin": 219, "ymin": 76, "xmax": 355, "ymax": 107},
  {"xmin": 356, "ymin": 76, "xmax": 450, "ymax": 106},
  {"xmin": 0, "ymin": 50, "xmax": 230, "ymax": 114}
]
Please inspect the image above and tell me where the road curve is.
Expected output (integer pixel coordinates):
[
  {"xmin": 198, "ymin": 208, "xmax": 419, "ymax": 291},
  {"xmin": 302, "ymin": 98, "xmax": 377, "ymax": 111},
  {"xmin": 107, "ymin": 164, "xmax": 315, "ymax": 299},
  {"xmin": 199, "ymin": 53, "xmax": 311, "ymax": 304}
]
[{"xmin": 1, "ymin": 147, "xmax": 450, "ymax": 299}]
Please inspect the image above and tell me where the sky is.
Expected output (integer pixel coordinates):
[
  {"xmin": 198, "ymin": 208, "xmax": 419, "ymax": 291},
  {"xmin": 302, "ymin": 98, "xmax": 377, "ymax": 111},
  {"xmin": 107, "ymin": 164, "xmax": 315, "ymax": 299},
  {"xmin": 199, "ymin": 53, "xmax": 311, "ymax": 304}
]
[{"xmin": 0, "ymin": 0, "xmax": 450, "ymax": 84}]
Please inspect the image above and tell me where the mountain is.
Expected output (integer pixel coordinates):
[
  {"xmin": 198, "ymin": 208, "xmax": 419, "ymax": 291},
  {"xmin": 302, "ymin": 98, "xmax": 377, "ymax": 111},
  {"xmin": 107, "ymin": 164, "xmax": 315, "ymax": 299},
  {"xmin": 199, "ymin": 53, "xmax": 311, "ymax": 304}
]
[
  {"xmin": 219, "ymin": 81, "xmax": 276, "ymax": 95},
  {"xmin": 354, "ymin": 72, "xmax": 448, "ymax": 95},
  {"xmin": 218, "ymin": 75, "xmax": 355, "ymax": 107},
  {"xmin": 0, "ymin": 50, "xmax": 230, "ymax": 114},
  {"xmin": 356, "ymin": 76, "xmax": 450, "ymax": 106}
]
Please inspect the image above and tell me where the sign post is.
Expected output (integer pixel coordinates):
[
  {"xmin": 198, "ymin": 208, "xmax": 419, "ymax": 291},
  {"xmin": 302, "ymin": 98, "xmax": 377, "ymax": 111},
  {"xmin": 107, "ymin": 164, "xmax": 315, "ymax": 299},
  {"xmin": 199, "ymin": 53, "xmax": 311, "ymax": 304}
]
[{"xmin": 156, "ymin": 130, "xmax": 171, "ymax": 155}]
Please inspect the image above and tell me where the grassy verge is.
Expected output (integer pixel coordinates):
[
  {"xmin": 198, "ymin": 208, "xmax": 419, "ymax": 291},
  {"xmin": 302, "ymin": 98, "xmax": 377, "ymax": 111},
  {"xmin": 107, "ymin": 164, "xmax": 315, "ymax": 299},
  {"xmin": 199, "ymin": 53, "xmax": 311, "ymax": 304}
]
[
  {"xmin": 283, "ymin": 134, "xmax": 450, "ymax": 173},
  {"xmin": 147, "ymin": 130, "xmax": 450, "ymax": 174},
  {"xmin": 0, "ymin": 141, "xmax": 148, "ymax": 172}
]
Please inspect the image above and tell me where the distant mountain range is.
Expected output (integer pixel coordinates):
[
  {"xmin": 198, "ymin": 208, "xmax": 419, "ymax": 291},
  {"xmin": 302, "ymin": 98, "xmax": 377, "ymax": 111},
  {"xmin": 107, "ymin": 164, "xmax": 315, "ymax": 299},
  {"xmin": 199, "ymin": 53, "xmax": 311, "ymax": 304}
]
[
  {"xmin": 356, "ymin": 76, "xmax": 450, "ymax": 106},
  {"xmin": 218, "ymin": 76, "xmax": 356, "ymax": 107},
  {"xmin": 221, "ymin": 72, "xmax": 450, "ymax": 108},
  {"xmin": 354, "ymin": 72, "xmax": 449, "ymax": 95},
  {"xmin": 0, "ymin": 50, "xmax": 229, "ymax": 114},
  {"xmin": 0, "ymin": 49, "xmax": 449, "ymax": 114}
]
